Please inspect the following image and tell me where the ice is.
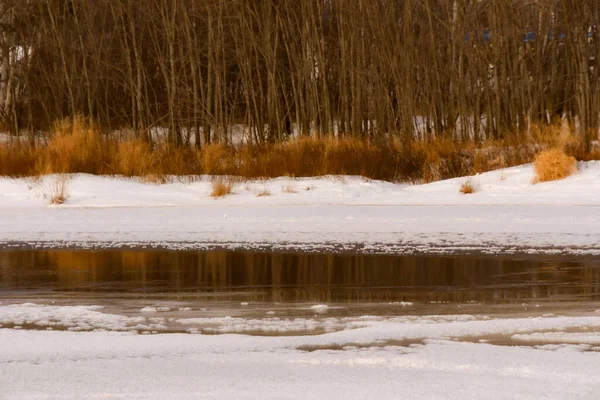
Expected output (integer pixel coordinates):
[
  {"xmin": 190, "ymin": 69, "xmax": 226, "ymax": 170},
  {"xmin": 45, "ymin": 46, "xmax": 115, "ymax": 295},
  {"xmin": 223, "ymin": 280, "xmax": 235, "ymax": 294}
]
[
  {"xmin": 0, "ymin": 304, "xmax": 166, "ymax": 332},
  {"xmin": 3, "ymin": 312, "xmax": 600, "ymax": 399},
  {"xmin": 310, "ymin": 304, "xmax": 329, "ymax": 314},
  {"xmin": 176, "ymin": 316, "xmax": 347, "ymax": 334},
  {"xmin": 390, "ymin": 301, "xmax": 413, "ymax": 307},
  {"xmin": 512, "ymin": 332, "xmax": 600, "ymax": 345}
]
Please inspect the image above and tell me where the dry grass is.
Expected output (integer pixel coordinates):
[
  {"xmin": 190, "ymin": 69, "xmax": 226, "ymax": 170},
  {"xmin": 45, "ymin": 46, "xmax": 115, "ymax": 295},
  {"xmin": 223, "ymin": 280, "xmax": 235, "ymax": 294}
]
[
  {"xmin": 0, "ymin": 117, "xmax": 595, "ymax": 184},
  {"xmin": 256, "ymin": 188, "xmax": 271, "ymax": 197},
  {"xmin": 47, "ymin": 174, "xmax": 70, "ymax": 205},
  {"xmin": 281, "ymin": 183, "xmax": 297, "ymax": 194},
  {"xmin": 0, "ymin": 144, "xmax": 36, "ymax": 176},
  {"xmin": 533, "ymin": 148, "xmax": 577, "ymax": 183},
  {"xmin": 459, "ymin": 178, "xmax": 478, "ymax": 194},
  {"xmin": 142, "ymin": 174, "xmax": 170, "ymax": 185},
  {"xmin": 115, "ymin": 138, "xmax": 154, "ymax": 176},
  {"xmin": 210, "ymin": 178, "xmax": 233, "ymax": 198},
  {"xmin": 42, "ymin": 115, "xmax": 106, "ymax": 174}
]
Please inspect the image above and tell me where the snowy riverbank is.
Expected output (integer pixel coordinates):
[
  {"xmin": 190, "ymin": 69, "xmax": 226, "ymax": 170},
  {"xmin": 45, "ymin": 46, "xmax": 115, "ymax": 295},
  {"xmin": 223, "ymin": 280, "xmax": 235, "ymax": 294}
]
[{"xmin": 1, "ymin": 161, "xmax": 600, "ymax": 254}]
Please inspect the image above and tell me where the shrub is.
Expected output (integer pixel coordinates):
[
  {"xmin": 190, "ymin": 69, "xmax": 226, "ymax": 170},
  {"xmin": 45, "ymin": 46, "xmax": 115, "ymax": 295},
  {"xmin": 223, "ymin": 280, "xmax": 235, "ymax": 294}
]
[
  {"xmin": 533, "ymin": 148, "xmax": 577, "ymax": 183},
  {"xmin": 256, "ymin": 188, "xmax": 271, "ymax": 197},
  {"xmin": 0, "ymin": 144, "xmax": 36, "ymax": 176},
  {"xmin": 281, "ymin": 183, "xmax": 297, "ymax": 193},
  {"xmin": 42, "ymin": 115, "xmax": 106, "ymax": 174},
  {"xmin": 48, "ymin": 174, "xmax": 70, "ymax": 205},
  {"xmin": 210, "ymin": 178, "xmax": 233, "ymax": 197},
  {"xmin": 115, "ymin": 138, "xmax": 154, "ymax": 176},
  {"xmin": 201, "ymin": 143, "xmax": 236, "ymax": 175},
  {"xmin": 459, "ymin": 178, "xmax": 477, "ymax": 194}
]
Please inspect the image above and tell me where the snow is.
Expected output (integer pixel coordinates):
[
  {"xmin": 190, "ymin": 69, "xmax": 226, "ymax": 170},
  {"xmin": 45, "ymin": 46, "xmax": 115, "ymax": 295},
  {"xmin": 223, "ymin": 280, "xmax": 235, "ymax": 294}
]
[
  {"xmin": 390, "ymin": 301, "xmax": 414, "ymax": 307},
  {"xmin": 0, "ymin": 303, "xmax": 166, "ymax": 332},
  {"xmin": 1, "ymin": 161, "xmax": 600, "ymax": 254},
  {"xmin": 2, "ymin": 303, "xmax": 600, "ymax": 399},
  {"xmin": 310, "ymin": 304, "xmax": 330, "ymax": 314},
  {"xmin": 4, "ymin": 163, "xmax": 600, "ymax": 398}
]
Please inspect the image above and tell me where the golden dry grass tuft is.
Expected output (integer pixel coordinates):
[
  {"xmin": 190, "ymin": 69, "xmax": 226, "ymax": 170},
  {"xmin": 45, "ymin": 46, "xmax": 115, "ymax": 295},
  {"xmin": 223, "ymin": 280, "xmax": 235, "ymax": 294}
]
[
  {"xmin": 210, "ymin": 178, "xmax": 233, "ymax": 198},
  {"xmin": 115, "ymin": 138, "xmax": 154, "ymax": 176},
  {"xmin": 42, "ymin": 115, "xmax": 106, "ymax": 174},
  {"xmin": 256, "ymin": 188, "xmax": 271, "ymax": 197},
  {"xmin": 0, "ymin": 144, "xmax": 37, "ymax": 176},
  {"xmin": 533, "ymin": 148, "xmax": 577, "ymax": 183},
  {"xmin": 459, "ymin": 178, "xmax": 478, "ymax": 194},
  {"xmin": 281, "ymin": 183, "xmax": 297, "ymax": 194},
  {"xmin": 48, "ymin": 174, "xmax": 70, "ymax": 205},
  {"xmin": 142, "ymin": 174, "xmax": 170, "ymax": 185},
  {"xmin": 201, "ymin": 144, "xmax": 236, "ymax": 175}
]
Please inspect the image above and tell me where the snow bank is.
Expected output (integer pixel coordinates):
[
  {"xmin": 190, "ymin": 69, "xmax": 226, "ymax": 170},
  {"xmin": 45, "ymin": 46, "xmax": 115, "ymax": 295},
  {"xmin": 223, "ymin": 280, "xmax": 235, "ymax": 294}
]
[{"xmin": 1, "ymin": 162, "xmax": 600, "ymax": 254}]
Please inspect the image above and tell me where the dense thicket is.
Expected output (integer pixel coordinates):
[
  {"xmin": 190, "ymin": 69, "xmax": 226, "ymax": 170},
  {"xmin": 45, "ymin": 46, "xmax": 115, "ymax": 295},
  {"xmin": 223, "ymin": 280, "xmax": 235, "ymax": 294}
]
[{"xmin": 1, "ymin": 0, "xmax": 599, "ymax": 147}]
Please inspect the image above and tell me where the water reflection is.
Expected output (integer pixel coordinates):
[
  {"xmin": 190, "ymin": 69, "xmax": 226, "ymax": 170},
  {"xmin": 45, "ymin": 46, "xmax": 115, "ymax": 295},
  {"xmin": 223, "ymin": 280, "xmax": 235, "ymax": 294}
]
[{"xmin": 1, "ymin": 250, "xmax": 600, "ymax": 304}]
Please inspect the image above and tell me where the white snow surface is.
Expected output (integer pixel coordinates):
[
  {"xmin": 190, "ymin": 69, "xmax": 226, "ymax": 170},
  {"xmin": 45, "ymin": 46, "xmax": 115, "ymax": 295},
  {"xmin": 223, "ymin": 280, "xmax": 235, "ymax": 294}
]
[
  {"xmin": 2, "ymin": 303, "xmax": 600, "ymax": 399},
  {"xmin": 1, "ymin": 161, "xmax": 600, "ymax": 253}
]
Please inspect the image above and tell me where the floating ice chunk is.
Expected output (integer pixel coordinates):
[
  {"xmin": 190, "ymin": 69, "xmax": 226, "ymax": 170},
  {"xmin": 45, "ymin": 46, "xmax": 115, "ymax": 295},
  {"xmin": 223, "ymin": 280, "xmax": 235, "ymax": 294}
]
[
  {"xmin": 140, "ymin": 307, "xmax": 157, "ymax": 313},
  {"xmin": 389, "ymin": 302, "xmax": 413, "ymax": 307},
  {"xmin": 156, "ymin": 307, "xmax": 171, "ymax": 312},
  {"xmin": 178, "ymin": 307, "xmax": 192, "ymax": 311},
  {"xmin": 310, "ymin": 305, "xmax": 329, "ymax": 314},
  {"xmin": 11, "ymin": 303, "xmax": 39, "ymax": 308}
]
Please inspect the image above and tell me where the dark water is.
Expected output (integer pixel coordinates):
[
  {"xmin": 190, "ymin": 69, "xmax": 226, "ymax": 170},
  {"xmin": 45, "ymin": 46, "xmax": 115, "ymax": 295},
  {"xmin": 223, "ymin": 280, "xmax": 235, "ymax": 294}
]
[{"xmin": 1, "ymin": 250, "xmax": 600, "ymax": 305}]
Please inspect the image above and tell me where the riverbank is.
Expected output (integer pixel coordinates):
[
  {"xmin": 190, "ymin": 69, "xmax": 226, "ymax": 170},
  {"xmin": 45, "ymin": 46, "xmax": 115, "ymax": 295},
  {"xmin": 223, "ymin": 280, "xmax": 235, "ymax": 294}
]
[{"xmin": 1, "ymin": 161, "xmax": 600, "ymax": 255}]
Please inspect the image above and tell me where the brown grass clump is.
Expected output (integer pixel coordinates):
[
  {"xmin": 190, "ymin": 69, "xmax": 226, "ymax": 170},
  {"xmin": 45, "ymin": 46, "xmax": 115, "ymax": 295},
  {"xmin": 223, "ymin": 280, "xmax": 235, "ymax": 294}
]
[
  {"xmin": 42, "ymin": 115, "xmax": 106, "ymax": 174},
  {"xmin": 0, "ymin": 144, "xmax": 37, "ymax": 176},
  {"xmin": 533, "ymin": 148, "xmax": 577, "ymax": 183},
  {"xmin": 416, "ymin": 138, "xmax": 473, "ymax": 183},
  {"xmin": 201, "ymin": 143, "xmax": 236, "ymax": 175},
  {"xmin": 210, "ymin": 178, "xmax": 233, "ymax": 197},
  {"xmin": 281, "ymin": 183, "xmax": 297, "ymax": 194},
  {"xmin": 48, "ymin": 174, "xmax": 70, "ymax": 205},
  {"xmin": 256, "ymin": 188, "xmax": 271, "ymax": 197},
  {"xmin": 142, "ymin": 174, "xmax": 170, "ymax": 185},
  {"xmin": 459, "ymin": 178, "xmax": 478, "ymax": 194},
  {"xmin": 115, "ymin": 138, "xmax": 154, "ymax": 176}
]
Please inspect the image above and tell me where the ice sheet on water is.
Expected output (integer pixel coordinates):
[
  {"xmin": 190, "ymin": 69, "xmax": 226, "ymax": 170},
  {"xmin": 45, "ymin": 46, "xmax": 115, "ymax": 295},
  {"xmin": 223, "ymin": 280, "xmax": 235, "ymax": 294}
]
[
  {"xmin": 512, "ymin": 332, "xmax": 600, "ymax": 345},
  {"xmin": 0, "ymin": 303, "xmax": 166, "ymax": 332},
  {"xmin": 176, "ymin": 316, "xmax": 358, "ymax": 334}
]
